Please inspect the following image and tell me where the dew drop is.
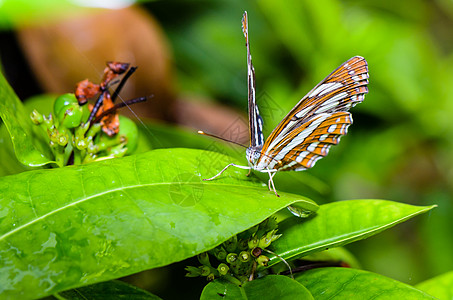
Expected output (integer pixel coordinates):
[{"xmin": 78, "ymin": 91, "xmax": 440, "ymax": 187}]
[{"xmin": 287, "ymin": 206, "xmax": 314, "ymax": 218}]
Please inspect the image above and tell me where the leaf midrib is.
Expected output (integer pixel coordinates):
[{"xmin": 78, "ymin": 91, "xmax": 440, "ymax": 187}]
[
  {"xmin": 0, "ymin": 181, "xmax": 304, "ymax": 242},
  {"xmin": 269, "ymin": 205, "xmax": 435, "ymax": 266}
]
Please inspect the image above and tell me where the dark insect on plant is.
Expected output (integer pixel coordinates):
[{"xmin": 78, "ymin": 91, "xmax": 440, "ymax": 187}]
[{"xmin": 29, "ymin": 61, "xmax": 148, "ymax": 167}]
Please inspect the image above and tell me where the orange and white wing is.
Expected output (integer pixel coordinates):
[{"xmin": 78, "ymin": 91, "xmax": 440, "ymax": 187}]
[
  {"xmin": 256, "ymin": 56, "xmax": 369, "ymax": 171},
  {"xmin": 242, "ymin": 11, "xmax": 264, "ymax": 148}
]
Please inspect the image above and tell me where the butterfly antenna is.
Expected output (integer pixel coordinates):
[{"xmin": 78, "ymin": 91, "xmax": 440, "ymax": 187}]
[
  {"xmin": 197, "ymin": 131, "xmax": 248, "ymax": 148},
  {"xmin": 198, "ymin": 131, "xmax": 284, "ymax": 166}
]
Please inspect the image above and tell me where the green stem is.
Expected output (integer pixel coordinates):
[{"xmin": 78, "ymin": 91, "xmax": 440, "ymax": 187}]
[
  {"xmin": 54, "ymin": 145, "xmax": 65, "ymax": 168},
  {"xmin": 73, "ymin": 148, "xmax": 82, "ymax": 165}
]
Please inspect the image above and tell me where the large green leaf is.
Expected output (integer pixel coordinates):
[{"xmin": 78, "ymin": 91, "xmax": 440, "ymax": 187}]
[
  {"xmin": 0, "ymin": 148, "xmax": 317, "ymax": 299},
  {"xmin": 0, "ymin": 73, "xmax": 53, "ymax": 166},
  {"xmin": 47, "ymin": 280, "xmax": 162, "ymax": 300},
  {"xmin": 0, "ymin": 0, "xmax": 103, "ymax": 29},
  {"xmin": 296, "ymin": 267, "xmax": 436, "ymax": 299},
  {"xmin": 300, "ymin": 247, "xmax": 361, "ymax": 269},
  {"xmin": 0, "ymin": 124, "xmax": 30, "ymax": 176},
  {"xmin": 200, "ymin": 275, "xmax": 313, "ymax": 299},
  {"xmin": 415, "ymin": 271, "xmax": 453, "ymax": 299},
  {"xmin": 268, "ymin": 200, "xmax": 435, "ymax": 266}
]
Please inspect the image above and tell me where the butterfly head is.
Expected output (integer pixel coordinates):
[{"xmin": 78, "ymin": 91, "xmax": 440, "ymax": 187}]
[{"xmin": 246, "ymin": 146, "xmax": 262, "ymax": 167}]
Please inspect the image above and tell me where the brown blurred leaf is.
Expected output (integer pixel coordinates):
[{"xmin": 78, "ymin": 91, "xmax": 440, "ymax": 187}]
[{"xmin": 17, "ymin": 6, "xmax": 175, "ymax": 121}]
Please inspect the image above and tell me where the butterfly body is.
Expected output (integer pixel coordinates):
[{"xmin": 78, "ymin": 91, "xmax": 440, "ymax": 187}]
[
  {"xmin": 246, "ymin": 146, "xmax": 263, "ymax": 168},
  {"xmin": 201, "ymin": 12, "xmax": 369, "ymax": 196}
]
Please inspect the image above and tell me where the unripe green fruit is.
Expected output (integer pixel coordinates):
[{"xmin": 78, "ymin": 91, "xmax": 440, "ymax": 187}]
[
  {"xmin": 117, "ymin": 115, "xmax": 138, "ymax": 154},
  {"xmin": 58, "ymin": 103, "xmax": 83, "ymax": 128},
  {"xmin": 53, "ymin": 93, "xmax": 78, "ymax": 117},
  {"xmin": 98, "ymin": 115, "xmax": 138, "ymax": 154}
]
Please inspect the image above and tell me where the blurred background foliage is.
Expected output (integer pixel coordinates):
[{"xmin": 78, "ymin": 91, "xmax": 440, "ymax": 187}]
[{"xmin": 1, "ymin": 0, "xmax": 453, "ymax": 298}]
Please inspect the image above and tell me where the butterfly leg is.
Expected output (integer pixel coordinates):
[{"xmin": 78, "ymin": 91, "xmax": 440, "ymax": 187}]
[
  {"xmin": 203, "ymin": 163, "xmax": 251, "ymax": 181},
  {"xmin": 267, "ymin": 171, "xmax": 279, "ymax": 197}
]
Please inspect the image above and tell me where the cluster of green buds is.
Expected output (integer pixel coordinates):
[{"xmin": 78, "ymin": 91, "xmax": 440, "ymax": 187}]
[
  {"xmin": 185, "ymin": 217, "xmax": 281, "ymax": 284},
  {"xmin": 30, "ymin": 93, "xmax": 138, "ymax": 167}
]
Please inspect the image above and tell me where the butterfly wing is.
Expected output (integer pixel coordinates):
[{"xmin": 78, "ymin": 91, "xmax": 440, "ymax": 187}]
[
  {"xmin": 242, "ymin": 11, "xmax": 264, "ymax": 148},
  {"xmin": 256, "ymin": 56, "xmax": 369, "ymax": 171}
]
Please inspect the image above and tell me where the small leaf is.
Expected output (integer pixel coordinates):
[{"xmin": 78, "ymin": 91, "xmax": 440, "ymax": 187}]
[
  {"xmin": 200, "ymin": 275, "xmax": 313, "ymax": 299},
  {"xmin": 48, "ymin": 280, "xmax": 162, "ymax": 299},
  {"xmin": 296, "ymin": 267, "xmax": 436, "ymax": 299},
  {"xmin": 0, "ymin": 73, "xmax": 53, "ymax": 166},
  {"xmin": 415, "ymin": 270, "xmax": 453, "ymax": 299},
  {"xmin": 268, "ymin": 200, "xmax": 435, "ymax": 266},
  {"xmin": 0, "ymin": 148, "xmax": 317, "ymax": 299}
]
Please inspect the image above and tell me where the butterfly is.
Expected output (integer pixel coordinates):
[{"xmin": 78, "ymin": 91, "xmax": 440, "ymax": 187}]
[{"xmin": 199, "ymin": 11, "xmax": 369, "ymax": 197}]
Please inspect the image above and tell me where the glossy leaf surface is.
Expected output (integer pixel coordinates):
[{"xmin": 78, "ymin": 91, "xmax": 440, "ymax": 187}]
[
  {"xmin": 200, "ymin": 275, "xmax": 313, "ymax": 300},
  {"xmin": 268, "ymin": 200, "xmax": 435, "ymax": 266},
  {"xmin": 415, "ymin": 271, "xmax": 453, "ymax": 300},
  {"xmin": 0, "ymin": 73, "xmax": 53, "ymax": 166},
  {"xmin": 0, "ymin": 148, "xmax": 317, "ymax": 299},
  {"xmin": 300, "ymin": 247, "xmax": 361, "ymax": 269},
  {"xmin": 296, "ymin": 267, "xmax": 436, "ymax": 299},
  {"xmin": 48, "ymin": 280, "xmax": 162, "ymax": 300}
]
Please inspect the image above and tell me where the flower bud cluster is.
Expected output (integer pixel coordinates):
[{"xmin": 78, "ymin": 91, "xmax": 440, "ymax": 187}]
[
  {"xmin": 185, "ymin": 217, "xmax": 281, "ymax": 283},
  {"xmin": 30, "ymin": 93, "xmax": 137, "ymax": 167}
]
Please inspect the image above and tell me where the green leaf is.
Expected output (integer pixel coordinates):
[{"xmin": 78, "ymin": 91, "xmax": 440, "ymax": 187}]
[
  {"xmin": 0, "ymin": 0, "xmax": 93, "ymax": 29},
  {"xmin": 0, "ymin": 73, "xmax": 53, "ymax": 166},
  {"xmin": 0, "ymin": 148, "xmax": 317, "ymax": 299},
  {"xmin": 415, "ymin": 271, "xmax": 453, "ymax": 299},
  {"xmin": 301, "ymin": 247, "xmax": 361, "ymax": 269},
  {"xmin": 23, "ymin": 94, "xmax": 56, "ymax": 115},
  {"xmin": 48, "ymin": 280, "xmax": 162, "ymax": 299},
  {"xmin": 0, "ymin": 125, "xmax": 30, "ymax": 176},
  {"xmin": 268, "ymin": 200, "xmax": 435, "ymax": 266},
  {"xmin": 200, "ymin": 275, "xmax": 313, "ymax": 299},
  {"xmin": 296, "ymin": 267, "xmax": 436, "ymax": 299}
]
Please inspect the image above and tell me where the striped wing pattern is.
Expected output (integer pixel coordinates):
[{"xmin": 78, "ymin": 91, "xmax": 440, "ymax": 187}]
[
  {"xmin": 242, "ymin": 11, "xmax": 264, "ymax": 148},
  {"xmin": 256, "ymin": 56, "xmax": 369, "ymax": 171}
]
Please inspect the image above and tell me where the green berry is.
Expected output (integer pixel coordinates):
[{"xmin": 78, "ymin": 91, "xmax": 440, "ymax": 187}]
[
  {"xmin": 239, "ymin": 251, "xmax": 250, "ymax": 262},
  {"xmin": 248, "ymin": 236, "xmax": 259, "ymax": 249},
  {"xmin": 217, "ymin": 263, "xmax": 229, "ymax": 275},
  {"xmin": 56, "ymin": 128, "xmax": 69, "ymax": 146},
  {"xmin": 226, "ymin": 253, "xmax": 238, "ymax": 264},
  {"xmin": 256, "ymin": 255, "xmax": 269, "ymax": 267},
  {"xmin": 58, "ymin": 103, "xmax": 83, "ymax": 128},
  {"xmin": 117, "ymin": 115, "xmax": 138, "ymax": 154},
  {"xmin": 97, "ymin": 115, "xmax": 138, "ymax": 155},
  {"xmin": 258, "ymin": 231, "xmax": 274, "ymax": 249},
  {"xmin": 53, "ymin": 93, "xmax": 78, "ymax": 116}
]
